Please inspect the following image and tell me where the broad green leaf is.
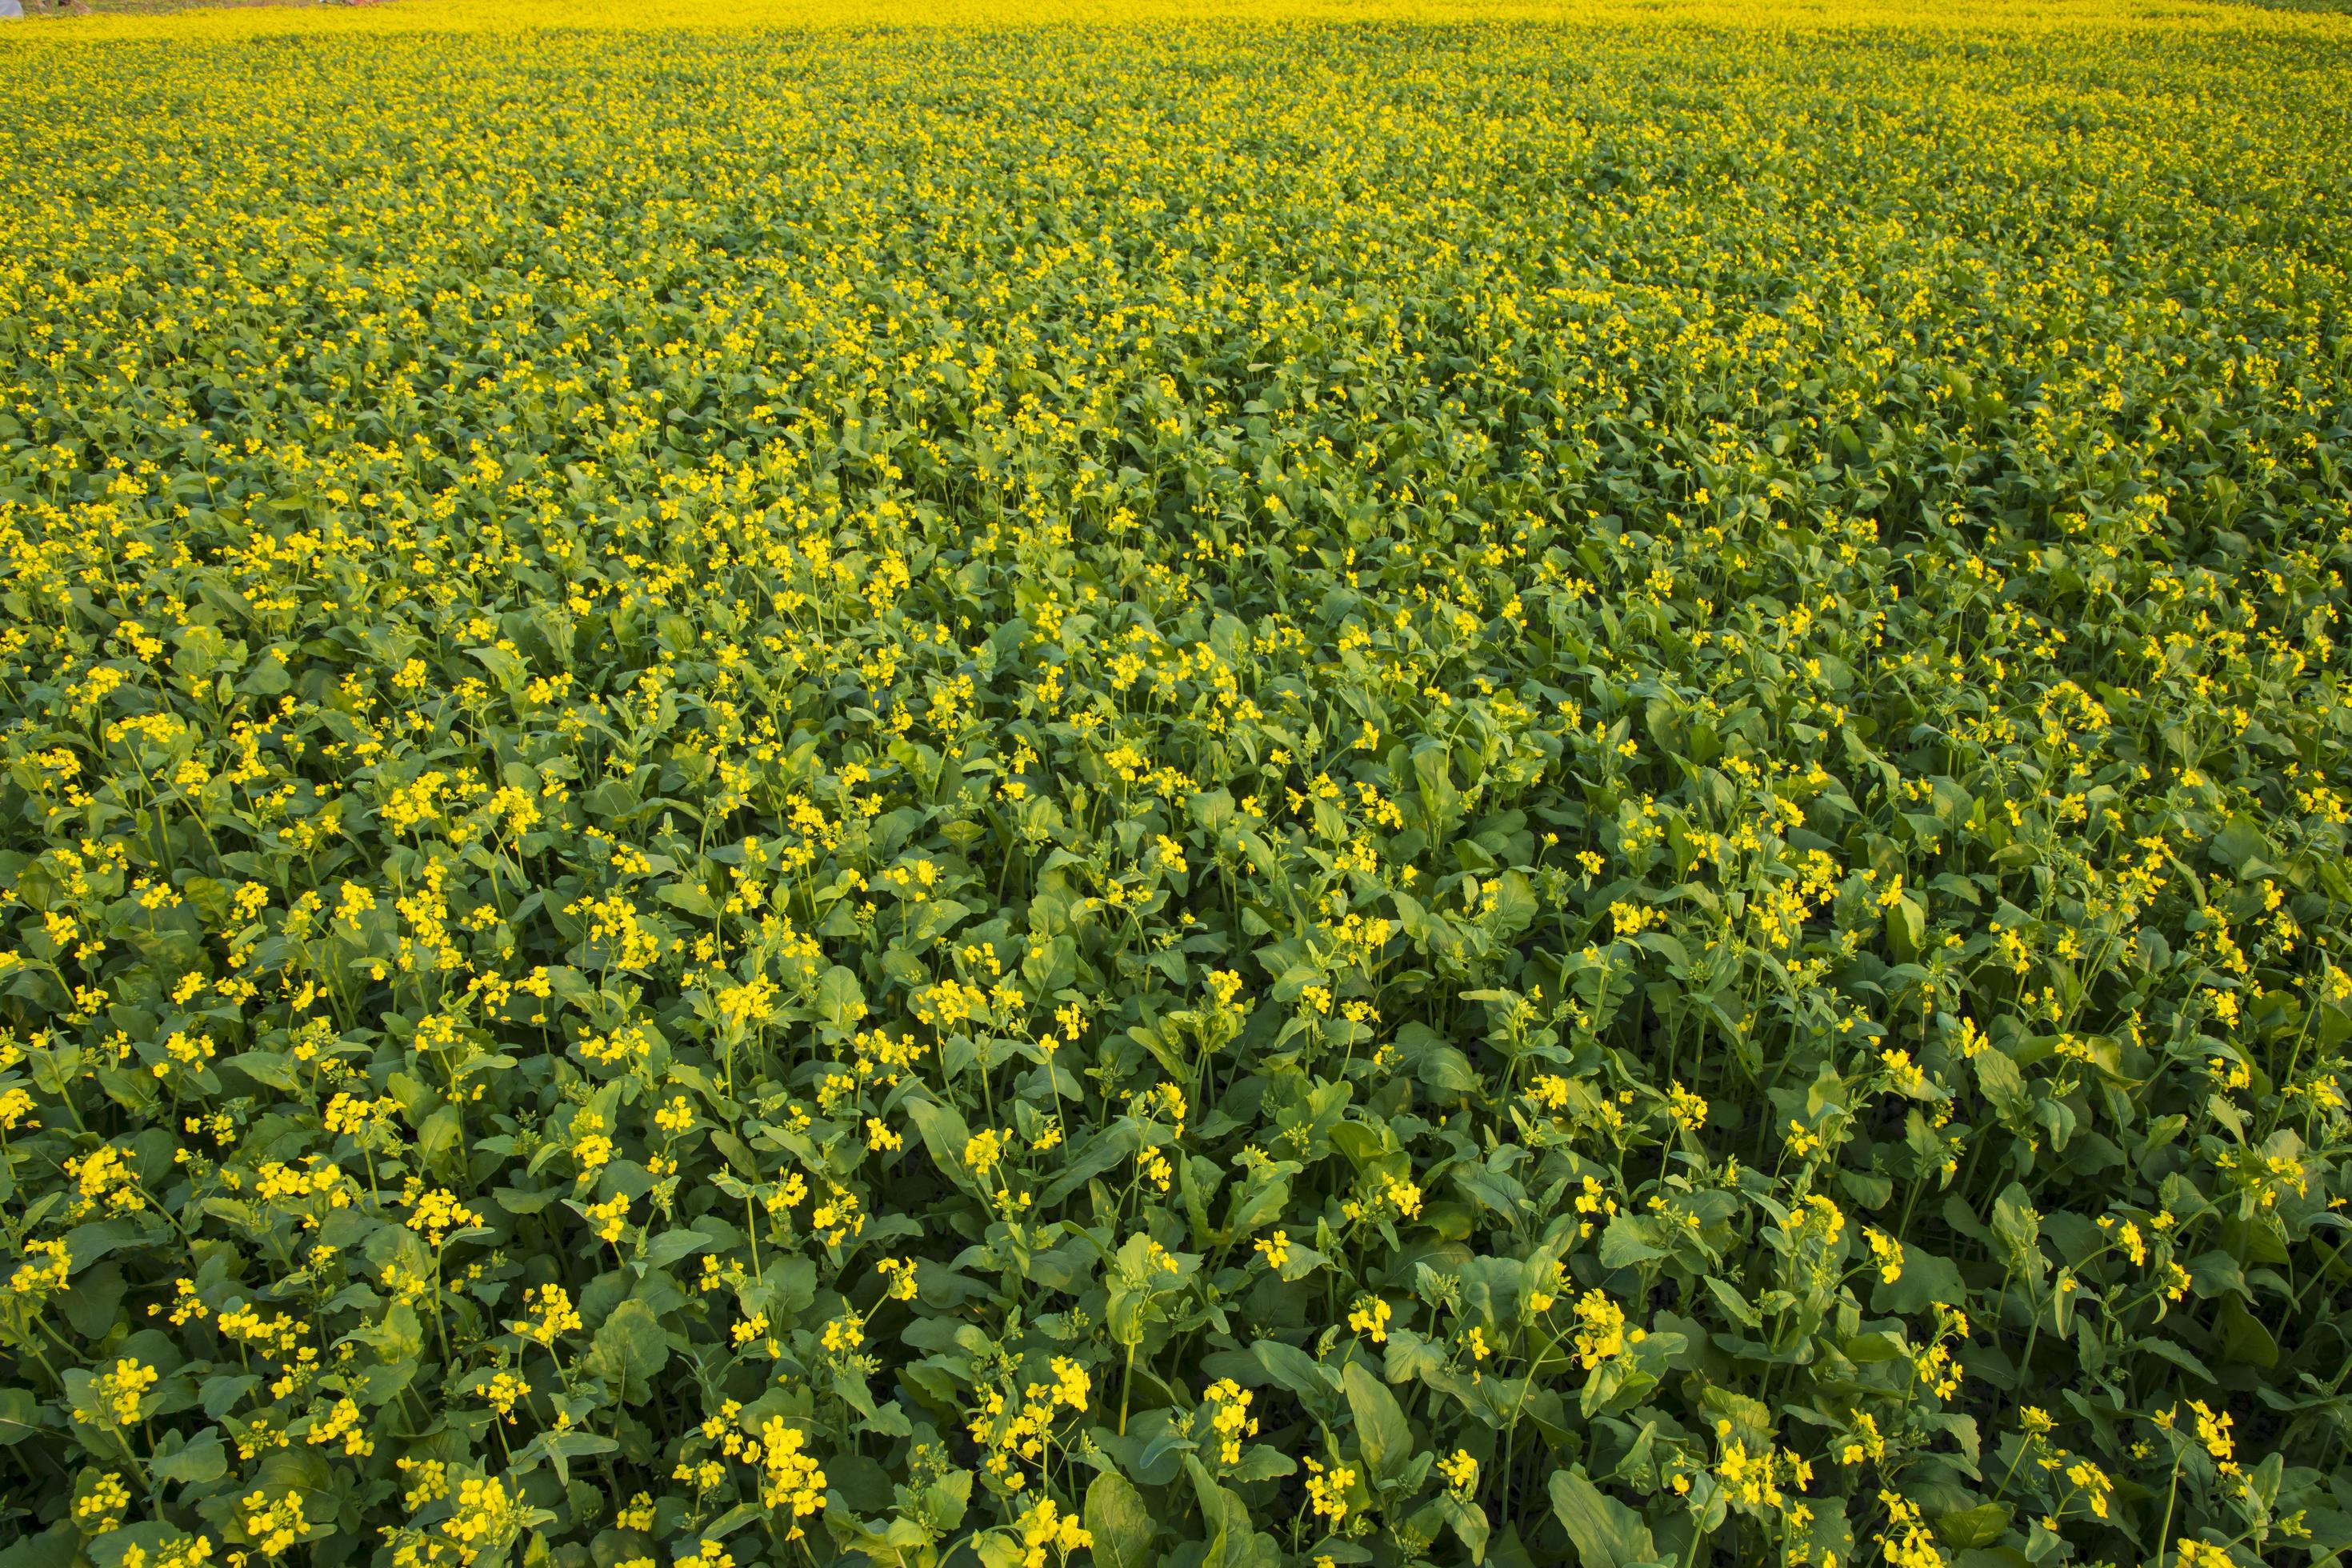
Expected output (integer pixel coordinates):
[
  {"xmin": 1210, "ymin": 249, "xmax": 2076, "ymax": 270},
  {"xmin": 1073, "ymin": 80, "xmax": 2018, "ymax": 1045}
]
[
  {"xmin": 815, "ymin": 964, "xmax": 867, "ymax": 1028},
  {"xmin": 1549, "ymin": 1467, "xmax": 1656, "ymax": 1568},
  {"xmin": 150, "ymin": 1427, "xmax": 226, "ymax": 1483},
  {"xmin": 586, "ymin": 1300, "xmax": 669, "ymax": 1403},
  {"xmin": 1085, "ymin": 1472, "xmax": 1153, "ymax": 1568},
  {"xmin": 1342, "ymin": 1360, "xmax": 1411, "ymax": 1485},
  {"xmin": 1598, "ymin": 1214, "xmax": 1668, "ymax": 1269},
  {"xmin": 1933, "ymin": 1502, "xmax": 2010, "ymax": 1550}
]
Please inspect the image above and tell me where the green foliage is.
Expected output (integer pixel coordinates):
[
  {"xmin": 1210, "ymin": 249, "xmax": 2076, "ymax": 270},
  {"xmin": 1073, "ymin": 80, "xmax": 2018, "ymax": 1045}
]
[{"xmin": 2, "ymin": 6, "xmax": 2351, "ymax": 1568}]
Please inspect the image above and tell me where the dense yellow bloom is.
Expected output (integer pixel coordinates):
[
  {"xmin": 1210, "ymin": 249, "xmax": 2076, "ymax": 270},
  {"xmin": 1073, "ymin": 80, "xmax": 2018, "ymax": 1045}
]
[
  {"xmin": 753, "ymin": 1418, "xmax": 827, "ymax": 1532},
  {"xmin": 2, "ymin": 6, "xmax": 2347, "ymax": 1566},
  {"xmin": 242, "ymin": 1490, "xmax": 309, "ymax": 1558},
  {"xmin": 877, "ymin": 1256, "xmax": 919, "ymax": 1300},
  {"xmin": 1303, "ymin": 1457, "xmax": 1356, "ymax": 1523},
  {"xmin": 1570, "ymin": 1290, "xmax": 1631, "ymax": 1370},
  {"xmin": 582, "ymin": 1194, "xmax": 630, "ymax": 1243},
  {"xmin": 405, "ymin": 1188, "xmax": 483, "ymax": 1246},
  {"xmin": 1866, "ymin": 1227, "xmax": 1904, "ymax": 1285},
  {"xmin": 7, "ymin": 1238, "xmax": 70, "ymax": 1299},
  {"xmin": 1874, "ymin": 1492, "xmax": 1946, "ymax": 1568},
  {"xmin": 78, "ymin": 1358, "xmax": 158, "ymax": 1429},
  {"xmin": 511, "ymin": 1283, "xmax": 583, "ymax": 1345},
  {"xmin": 73, "ymin": 1472, "xmax": 130, "ymax": 1534},
  {"xmin": 1014, "ymin": 1497, "xmax": 1091, "ymax": 1566},
  {"xmin": 1201, "ymin": 1378, "xmax": 1258, "ymax": 1465}
]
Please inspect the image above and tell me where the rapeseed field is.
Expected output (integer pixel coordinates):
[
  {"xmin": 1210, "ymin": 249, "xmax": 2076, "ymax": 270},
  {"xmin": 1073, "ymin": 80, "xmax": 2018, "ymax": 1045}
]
[{"xmin": 2, "ymin": 2, "xmax": 2351, "ymax": 1565}]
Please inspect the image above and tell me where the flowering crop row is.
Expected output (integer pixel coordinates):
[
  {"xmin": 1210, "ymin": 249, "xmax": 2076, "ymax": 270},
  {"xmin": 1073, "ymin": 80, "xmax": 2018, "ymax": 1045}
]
[{"xmin": 2, "ymin": 4, "xmax": 2351, "ymax": 1568}]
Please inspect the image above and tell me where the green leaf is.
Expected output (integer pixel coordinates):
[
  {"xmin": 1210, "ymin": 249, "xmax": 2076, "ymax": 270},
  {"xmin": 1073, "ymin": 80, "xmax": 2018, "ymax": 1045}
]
[
  {"xmin": 1549, "ymin": 1467, "xmax": 1656, "ymax": 1568},
  {"xmin": 1084, "ymin": 1472, "xmax": 1153, "ymax": 1568},
  {"xmin": 2216, "ymin": 1298, "xmax": 2278, "ymax": 1367},
  {"xmin": 1412, "ymin": 743, "xmax": 1461, "ymax": 838},
  {"xmin": 1974, "ymin": 1049, "xmax": 2031, "ymax": 1122},
  {"xmin": 656, "ymin": 881, "xmax": 718, "ymax": 919},
  {"xmin": 902, "ymin": 1094, "xmax": 974, "ymax": 1183},
  {"xmin": 1883, "ymin": 893, "xmax": 1926, "ymax": 962},
  {"xmin": 815, "ymin": 965, "xmax": 867, "ymax": 1028},
  {"xmin": 1703, "ymin": 1276, "xmax": 1760, "ymax": 1328},
  {"xmin": 1278, "ymin": 1242, "xmax": 1330, "ymax": 1282},
  {"xmin": 585, "ymin": 1299, "xmax": 669, "ymax": 1403},
  {"xmin": 1598, "ymin": 1214, "xmax": 1667, "ymax": 1269},
  {"xmin": 514, "ymin": 1430, "xmax": 618, "ymax": 1484},
  {"xmin": 1438, "ymin": 1493, "xmax": 1490, "ymax": 1565},
  {"xmin": 1417, "ymin": 1044, "xmax": 1482, "ymax": 1097},
  {"xmin": 1342, "ymin": 1360, "xmax": 1411, "ymax": 1485},
  {"xmin": 638, "ymin": 1226, "xmax": 712, "ymax": 1273},
  {"xmin": 1872, "ymin": 1249, "xmax": 1967, "ymax": 1314},
  {"xmin": 0, "ymin": 1526, "xmax": 78, "ymax": 1568},
  {"xmin": 2137, "ymin": 1335, "xmax": 2218, "ymax": 1385},
  {"xmin": 150, "ymin": 1427, "xmax": 227, "ymax": 1483},
  {"xmin": 1253, "ymin": 1338, "xmax": 1334, "ymax": 1400},
  {"xmin": 1038, "ymin": 1120, "xmax": 1143, "ymax": 1205},
  {"xmin": 1487, "ymin": 869, "xmax": 1538, "ymax": 936},
  {"xmin": 1990, "ymin": 1183, "xmax": 2046, "ymax": 1282},
  {"xmin": 0, "ymin": 1386, "xmax": 42, "ymax": 1446},
  {"xmin": 1934, "ymin": 1502, "xmax": 2011, "ymax": 1550},
  {"xmin": 90, "ymin": 1526, "xmax": 182, "ymax": 1568},
  {"xmin": 1230, "ymin": 1445, "xmax": 1296, "ymax": 1482},
  {"xmin": 920, "ymin": 1468, "xmax": 972, "ymax": 1531},
  {"xmin": 1384, "ymin": 1329, "xmax": 1448, "ymax": 1386}
]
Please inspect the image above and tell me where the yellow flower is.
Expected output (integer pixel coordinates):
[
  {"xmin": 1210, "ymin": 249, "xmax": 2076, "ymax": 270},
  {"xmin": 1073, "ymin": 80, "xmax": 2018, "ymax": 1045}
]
[
  {"xmin": 483, "ymin": 1371, "xmax": 531, "ymax": 1422},
  {"xmin": 80, "ymin": 1358, "xmax": 159, "ymax": 1429},
  {"xmin": 405, "ymin": 1187, "xmax": 483, "ymax": 1246},
  {"xmin": 73, "ymin": 1472, "xmax": 131, "ymax": 1534},
  {"xmin": 1254, "ymin": 1230, "xmax": 1290, "ymax": 1270},
  {"xmin": 582, "ymin": 1192, "xmax": 630, "ymax": 1243},
  {"xmin": 1014, "ymin": 1496, "xmax": 1090, "ymax": 1565},
  {"xmin": 1570, "ymin": 1290, "xmax": 1630, "ymax": 1370},
  {"xmin": 1201, "ymin": 1378, "xmax": 1258, "ymax": 1465},
  {"xmin": 239, "ymin": 1490, "xmax": 308, "ymax": 1558},
  {"xmin": 2066, "ymin": 1458, "xmax": 2112, "ymax": 1519},
  {"xmin": 2188, "ymin": 1400, "xmax": 2235, "ymax": 1465},
  {"xmin": 753, "ymin": 1419, "xmax": 827, "ymax": 1534},
  {"xmin": 512, "ymin": 1282, "xmax": 583, "ymax": 1344},
  {"xmin": 876, "ymin": 1256, "xmax": 919, "ymax": 1301},
  {"xmin": 1303, "ymin": 1458, "xmax": 1356, "ymax": 1522}
]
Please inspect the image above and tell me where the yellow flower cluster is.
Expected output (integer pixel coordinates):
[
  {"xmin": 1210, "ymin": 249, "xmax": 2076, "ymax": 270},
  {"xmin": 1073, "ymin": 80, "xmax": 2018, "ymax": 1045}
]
[
  {"xmin": 1303, "ymin": 1457, "xmax": 1358, "ymax": 1524},
  {"xmin": 238, "ymin": 1490, "xmax": 307, "ymax": 1558},
  {"xmin": 403, "ymin": 1188, "xmax": 483, "ymax": 1246},
  {"xmin": 966, "ymin": 1358, "xmax": 1090, "ymax": 1486},
  {"xmin": 510, "ymin": 1283, "xmax": 582, "ymax": 1345},
  {"xmin": 1570, "ymin": 1290, "xmax": 1634, "ymax": 1371},
  {"xmin": 73, "ymin": 1472, "xmax": 131, "ymax": 1534},
  {"xmin": 1201, "ymin": 1378, "xmax": 1258, "ymax": 1466},
  {"xmin": 1013, "ymin": 1497, "xmax": 1091, "ymax": 1566},
  {"xmin": 2, "ymin": 3, "xmax": 2348, "ymax": 1565},
  {"xmin": 751, "ymin": 1417, "xmax": 827, "ymax": 1533},
  {"xmin": 78, "ymin": 1358, "xmax": 158, "ymax": 1429}
]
